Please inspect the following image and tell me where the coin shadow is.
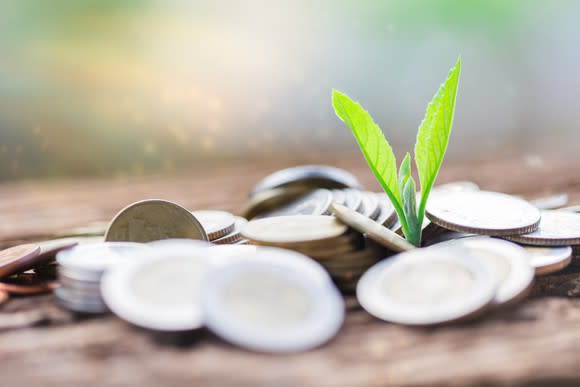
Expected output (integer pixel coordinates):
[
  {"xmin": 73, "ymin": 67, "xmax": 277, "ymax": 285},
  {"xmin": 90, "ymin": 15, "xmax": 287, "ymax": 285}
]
[{"xmin": 146, "ymin": 327, "xmax": 213, "ymax": 348}]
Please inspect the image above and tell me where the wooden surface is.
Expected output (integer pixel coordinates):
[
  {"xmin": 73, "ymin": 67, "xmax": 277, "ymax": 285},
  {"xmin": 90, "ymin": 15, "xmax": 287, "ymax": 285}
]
[{"xmin": 1, "ymin": 154, "xmax": 580, "ymax": 387}]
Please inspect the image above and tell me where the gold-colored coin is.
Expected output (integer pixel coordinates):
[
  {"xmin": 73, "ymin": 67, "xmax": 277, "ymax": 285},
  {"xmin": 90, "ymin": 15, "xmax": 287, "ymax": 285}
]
[
  {"xmin": 331, "ymin": 204, "xmax": 415, "ymax": 252},
  {"xmin": 241, "ymin": 215, "xmax": 348, "ymax": 245},
  {"xmin": 105, "ymin": 199, "xmax": 208, "ymax": 243}
]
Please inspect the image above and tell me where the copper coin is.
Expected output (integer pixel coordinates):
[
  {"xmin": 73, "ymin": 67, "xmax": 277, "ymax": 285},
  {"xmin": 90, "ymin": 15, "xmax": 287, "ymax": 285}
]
[
  {"xmin": 0, "ymin": 274, "xmax": 59, "ymax": 295},
  {"xmin": 0, "ymin": 244, "xmax": 41, "ymax": 278}
]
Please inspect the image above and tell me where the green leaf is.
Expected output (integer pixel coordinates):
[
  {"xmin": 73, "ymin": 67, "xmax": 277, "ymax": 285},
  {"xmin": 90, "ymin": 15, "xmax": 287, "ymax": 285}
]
[
  {"xmin": 398, "ymin": 152, "xmax": 412, "ymax": 195},
  {"xmin": 402, "ymin": 176, "xmax": 421, "ymax": 246},
  {"xmin": 332, "ymin": 89, "xmax": 409, "ymax": 232},
  {"xmin": 398, "ymin": 152, "xmax": 421, "ymax": 246},
  {"xmin": 415, "ymin": 57, "xmax": 461, "ymax": 224}
]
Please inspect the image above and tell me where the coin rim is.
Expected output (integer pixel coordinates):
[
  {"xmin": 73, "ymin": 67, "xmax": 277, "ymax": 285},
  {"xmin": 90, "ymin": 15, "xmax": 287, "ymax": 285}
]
[{"xmin": 426, "ymin": 191, "xmax": 541, "ymax": 236}]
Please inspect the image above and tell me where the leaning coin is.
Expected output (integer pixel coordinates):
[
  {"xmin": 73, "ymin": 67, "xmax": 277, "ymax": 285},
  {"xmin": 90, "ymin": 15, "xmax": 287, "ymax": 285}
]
[
  {"xmin": 242, "ymin": 215, "xmax": 348, "ymax": 245},
  {"xmin": 101, "ymin": 243, "xmax": 215, "ymax": 331},
  {"xmin": 357, "ymin": 247, "xmax": 496, "ymax": 326},
  {"xmin": 426, "ymin": 191, "xmax": 541, "ymax": 236},
  {"xmin": 331, "ymin": 204, "xmax": 414, "ymax": 252},
  {"xmin": 522, "ymin": 246, "xmax": 572, "ymax": 275},
  {"xmin": 105, "ymin": 199, "xmax": 208, "ymax": 243},
  {"xmin": 201, "ymin": 259, "xmax": 344, "ymax": 353},
  {"xmin": 0, "ymin": 244, "xmax": 41, "ymax": 278},
  {"xmin": 452, "ymin": 238, "xmax": 534, "ymax": 306},
  {"xmin": 503, "ymin": 210, "xmax": 580, "ymax": 246},
  {"xmin": 250, "ymin": 165, "xmax": 362, "ymax": 197},
  {"xmin": 259, "ymin": 189, "xmax": 333, "ymax": 218},
  {"xmin": 192, "ymin": 210, "xmax": 236, "ymax": 240}
]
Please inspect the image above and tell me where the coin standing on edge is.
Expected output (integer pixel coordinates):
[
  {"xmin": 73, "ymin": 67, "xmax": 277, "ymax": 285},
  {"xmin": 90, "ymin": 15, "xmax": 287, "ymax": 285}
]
[
  {"xmin": 503, "ymin": 210, "xmax": 580, "ymax": 246},
  {"xmin": 202, "ymin": 259, "xmax": 344, "ymax": 353},
  {"xmin": 331, "ymin": 204, "xmax": 415, "ymax": 252},
  {"xmin": 357, "ymin": 247, "xmax": 496, "ymax": 326},
  {"xmin": 105, "ymin": 199, "xmax": 208, "ymax": 243},
  {"xmin": 426, "ymin": 191, "xmax": 541, "ymax": 236},
  {"xmin": 522, "ymin": 246, "xmax": 572, "ymax": 275}
]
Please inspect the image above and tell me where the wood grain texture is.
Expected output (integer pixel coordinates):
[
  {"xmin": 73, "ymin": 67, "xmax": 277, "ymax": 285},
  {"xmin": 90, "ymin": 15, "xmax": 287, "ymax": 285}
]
[{"xmin": 1, "ymin": 153, "xmax": 580, "ymax": 387}]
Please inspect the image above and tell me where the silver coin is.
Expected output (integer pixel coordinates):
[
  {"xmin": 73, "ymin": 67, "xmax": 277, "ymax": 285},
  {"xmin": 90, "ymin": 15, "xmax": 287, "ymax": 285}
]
[
  {"xmin": 452, "ymin": 238, "xmax": 534, "ymax": 306},
  {"xmin": 202, "ymin": 259, "xmax": 344, "ymax": 353},
  {"xmin": 191, "ymin": 210, "xmax": 236, "ymax": 240},
  {"xmin": 55, "ymin": 287, "xmax": 108, "ymax": 314},
  {"xmin": 357, "ymin": 247, "xmax": 496, "ymax": 325},
  {"xmin": 259, "ymin": 189, "xmax": 333, "ymax": 218},
  {"xmin": 57, "ymin": 242, "xmax": 151, "ymax": 275},
  {"xmin": 344, "ymin": 189, "xmax": 363, "ymax": 212},
  {"xmin": 359, "ymin": 192, "xmax": 380, "ymax": 220},
  {"xmin": 101, "ymin": 242, "xmax": 216, "ymax": 331},
  {"xmin": 331, "ymin": 189, "xmax": 347, "ymax": 206},
  {"xmin": 210, "ymin": 246, "xmax": 331, "ymax": 285},
  {"xmin": 374, "ymin": 193, "xmax": 397, "ymax": 227},
  {"xmin": 242, "ymin": 215, "xmax": 348, "ymax": 245},
  {"xmin": 503, "ymin": 210, "xmax": 580, "ymax": 246},
  {"xmin": 426, "ymin": 191, "xmax": 541, "ymax": 236},
  {"xmin": 212, "ymin": 217, "xmax": 248, "ymax": 245},
  {"xmin": 251, "ymin": 165, "xmax": 362, "ymax": 197},
  {"xmin": 529, "ymin": 193, "xmax": 568, "ymax": 210},
  {"xmin": 522, "ymin": 246, "xmax": 572, "ymax": 275}
]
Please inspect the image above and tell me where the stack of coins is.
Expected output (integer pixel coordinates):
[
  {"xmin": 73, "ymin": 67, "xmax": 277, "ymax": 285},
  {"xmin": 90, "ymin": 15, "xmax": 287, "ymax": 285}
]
[
  {"xmin": 192, "ymin": 210, "xmax": 248, "ymax": 245},
  {"xmin": 241, "ymin": 215, "xmax": 397, "ymax": 291},
  {"xmin": 424, "ymin": 190, "xmax": 580, "ymax": 275},
  {"xmin": 56, "ymin": 242, "xmax": 151, "ymax": 314}
]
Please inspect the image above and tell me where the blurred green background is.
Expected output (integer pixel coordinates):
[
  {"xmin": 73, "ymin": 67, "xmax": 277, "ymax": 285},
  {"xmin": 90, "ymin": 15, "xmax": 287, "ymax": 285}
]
[{"xmin": 0, "ymin": 0, "xmax": 578, "ymax": 181}]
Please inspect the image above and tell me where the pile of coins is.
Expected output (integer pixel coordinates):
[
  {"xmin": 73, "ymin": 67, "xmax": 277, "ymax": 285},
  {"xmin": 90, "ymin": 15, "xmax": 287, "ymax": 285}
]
[
  {"xmin": 56, "ymin": 243, "xmax": 151, "ymax": 313},
  {"xmin": 0, "ymin": 164, "xmax": 580, "ymax": 353}
]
